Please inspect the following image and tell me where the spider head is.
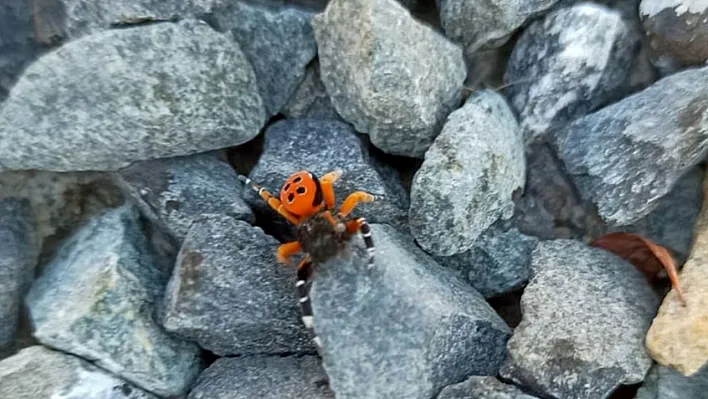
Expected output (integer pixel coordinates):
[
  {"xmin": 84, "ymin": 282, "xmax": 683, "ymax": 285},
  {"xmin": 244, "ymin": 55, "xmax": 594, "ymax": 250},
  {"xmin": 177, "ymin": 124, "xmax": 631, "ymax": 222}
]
[{"xmin": 279, "ymin": 170, "xmax": 323, "ymax": 219}]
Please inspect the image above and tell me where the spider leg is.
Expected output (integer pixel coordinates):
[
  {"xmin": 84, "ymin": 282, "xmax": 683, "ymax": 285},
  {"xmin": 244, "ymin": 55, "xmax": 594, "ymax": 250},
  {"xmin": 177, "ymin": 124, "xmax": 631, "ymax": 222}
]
[
  {"xmin": 276, "ymin": 241, "xmax": 302, "ymax": 265},
  {"xmin": 319, "ymin": 170, "xmax": 343, "ymax": 210},
  {"xmin": 295, "ymin": 256, "xmax": 323, "ymax": 352},
  {"xmin": 337, "ymin": 191, "xmax": 375, "ymax": 218},
  {"xmin": 238, "ymin": 175, "xmax": 300, "ymax": 225},
  {"xmin": 346, "ymin": 217, "xmax": 375, "ymax": 270}
]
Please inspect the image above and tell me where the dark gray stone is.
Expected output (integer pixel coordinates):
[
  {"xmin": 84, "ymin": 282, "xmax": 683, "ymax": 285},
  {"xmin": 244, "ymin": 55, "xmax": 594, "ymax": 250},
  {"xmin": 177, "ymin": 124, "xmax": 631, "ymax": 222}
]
[
  {"xmin": 500, "ymin": 239, "xmax": 660, "ymax": 399},
  {"xmin": 188, "ymin": 355, "xmax": 333, "ymax": 399},
  {"xmin": 635, "ymin": 364, "xmax": 708, "ymax": 399},
  {"xmin": 115, "ymin": 152, "xmax": 254, "ymax": 242},
  {"xmin": 162, "ymin": 215, "xmax": 315, "ymax": 355},
  {"xmin": 312, "ymin": 0, "xmax": 467, "ymax": 158},
  {"xmin": 25, "ymin": 205, "xmax": 201, "ymax": 397},
  {"xmin": 409, "ymin": 90, "xmax": 525, "ymax": 257},
  {"xmin": 244, "ymin": 118, "xmax": 409, "ymax": 239},
  {"xmin": 504, "ymin": 3, "xmax": 639, "ymax": 143},
  {"xmin": 0, "ymin": 345, "xmax": 157, "ymax": 399},
  {"xmin": 310, "ymin": 224, "xmax": 511, "ymax": 399},
  {"xmin": 0, "ymin": 19, "xmax": 265, "ymax": 172},
  {"xmin": 0, "ymin": 198, "xmax": 37, "ymax": 349},
  {"xmin": 639, "ymin": 0, "xmax": 708, "ymax": 75},
  {"xmin": 550, "ymin": 65, "xmax": 708, "ymax": 226},
  {"xmin": 438, "ymin": 376, "xmax": 539, "ymax": 399},
  {"xmin": 212, "ymin": 1, "xmax": 317, "ymax": 116},
  {"xmin": 281, "ymin": 61, "xmax": 342, "ymax": 121},
  {"xmin": 0, "ymin": 0, "xmax": 40, "ymax": 103}
]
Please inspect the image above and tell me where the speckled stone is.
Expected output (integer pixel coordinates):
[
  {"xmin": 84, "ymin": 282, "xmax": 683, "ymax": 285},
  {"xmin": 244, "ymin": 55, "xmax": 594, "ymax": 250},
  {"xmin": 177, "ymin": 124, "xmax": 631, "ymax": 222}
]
[
  {"xmin": 438, "ymin": 376, "xmax": 539, "ymax": 399},
  {"xmin": 635, "ymin": 364, "xmax": 708, "ymax": 399}
]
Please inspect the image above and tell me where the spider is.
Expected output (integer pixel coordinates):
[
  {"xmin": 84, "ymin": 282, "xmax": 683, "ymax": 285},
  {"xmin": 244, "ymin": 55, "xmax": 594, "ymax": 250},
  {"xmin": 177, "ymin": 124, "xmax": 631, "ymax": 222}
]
[{"xmin": 238, "ymin": 169, "xmax": 376, "ymax": 350}]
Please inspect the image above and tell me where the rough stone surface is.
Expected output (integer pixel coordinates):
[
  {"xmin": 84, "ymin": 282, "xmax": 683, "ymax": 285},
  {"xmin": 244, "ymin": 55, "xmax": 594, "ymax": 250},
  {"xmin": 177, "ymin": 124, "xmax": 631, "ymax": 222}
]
[
  {"xmin": 312, "ymin": 0, "xmax": 467, "ymax": 158},
  {"xmin": 162, "ymin": 215, "xmax": 315, "ymax": 355},
  {"xmin": 115, "ymin": 152, "xmax": 254, "ymax": 242},
  {"xmin": 0, "ymin": 345, "xmax": 157, "ymax": 399},
  {"xmin": 504, "ymin": 3, "xmax": 639, "ymax": 143},
  {"xmin": 0, "ymin": 198, "xmax": 37, "ymax": 349},
  {"xmin": 646, "ymin": 175, "xmax": 708, "ymax": 377},
  {"xmin": 639, "ymin": 0, "xmax": 708, "ymax": 74},
  {"xmin": 212, "ymin": 1, "xmax": 317, "ymax": 116},
  {"xmin": 188, "ymin": 355, "xmax": 334, "ymax": 399},
  {"xmin": 0, "ymin": 0, "xmax": 41, "ymax": 102},
  {"xmin": 500, "ymin": 240, "xmax": 660, "ymax": 399},
  {"xmin": 635, "ymin": 364, "xmax": 708, "ymax": 399},
  {"xmin": 244, "ymin": 118, "xmax": 409, "ymax": 239},
  {"xmin": 0, "ymin": 19, "xmax": 265, "ymax": 172},
  {"xmin": 281, "ymin": 61, "xmax": 342, "ymax": 121},
  {"xmin": 25, "ymin": 205, "xmax": 201, "ymax": 397},
  {"xmin": 409, "ymin": 90, "xmax": 525, "ymax": 257},
  {"xmin": 551, "ymin": 65, "xmax": 708, "ymax": 226},
  {"xmin": 438, "ymin": 376, "xmax": 539, "ymax": 399},
  {"xmin": 310, "ymin": 224, "xmax": 511, "ymax": 399}
]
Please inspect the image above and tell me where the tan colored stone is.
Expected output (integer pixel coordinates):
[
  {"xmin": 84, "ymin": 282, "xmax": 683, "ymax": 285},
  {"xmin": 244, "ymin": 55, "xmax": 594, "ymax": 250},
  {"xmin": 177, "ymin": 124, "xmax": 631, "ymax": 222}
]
[{"xmin": 645, "ymin": 174, "xmax": 708, "ymax": 376}]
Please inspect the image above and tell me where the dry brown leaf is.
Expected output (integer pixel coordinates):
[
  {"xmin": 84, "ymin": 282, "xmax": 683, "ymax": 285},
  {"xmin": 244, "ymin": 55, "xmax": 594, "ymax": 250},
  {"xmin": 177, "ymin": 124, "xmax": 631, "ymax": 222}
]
[{"xmin": 590, "ymin": 232, "xmax": 686, "ymax": 306}]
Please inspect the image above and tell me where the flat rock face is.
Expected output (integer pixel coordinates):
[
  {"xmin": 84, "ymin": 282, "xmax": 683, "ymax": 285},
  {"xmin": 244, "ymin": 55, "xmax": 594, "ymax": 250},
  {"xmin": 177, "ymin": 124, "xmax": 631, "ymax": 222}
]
[
  {"xmin": 312, "ymin": 0, "xmax": 467, "ymax": 158},
  {"xmin": 550, "ymin": 65, "xmax": 708, "ymax": 226},
  {"xmin": 162, "ymin": 215, "xmax": 315, "ymax": 355},
  {"xmin": 188, "ymin": 355, "xmax": 334, "ymax": 399},
  {"xmin": 635, "ymin": 364, "xmax": 708, "ymax": 399},
  {"xmin": 0, "ymin": 345, "xmax": 157, "ymax": 399},
  {"xmin": 0, "ymin": 198, "xmax": 37, "ymax": 349},
  {"xmin": 212, "ymin": 1, "xmax": 317, "ymax": 117},
  {"xmin": 646, "ymin": 175, "xmax": 708, "ymax": 376},
  {"xmin": 310, "ymin": 224, "xmax": 511, "ymax": 399},
  {"xmin": 115, "ymin": 152, "xmax": 254, "ymax": 242},
  {"xmin": 639, "ymin": 0, "xmax": 708, "ymax": 74},
  {"xmin": 281, "ymin": 61, "xmax": 342, "ymax": 121},
  {"xmin": 25, "ymin": 205, "xmax": 201, "ymax": 397},
  {"xmin": 504, "ymin": 3, "xmax": 639, "ymax": 143},
  {"xmin": 409, "ymin": 90, "xmax": 525, "ymax": 257},
  {"xmin": 0, "ymin": 19, "xmax": 265, "ymax": 172},
  {"xmin": 245, "ymin": 118, "xmax": 409, "ymax": 238},
  {"xmin": 501, "ymin": 240, "xmax": 659, "ymax": 399},
  {"xmin": 438, "ymin": 376, "xmax": 539, "ymax": 399}
]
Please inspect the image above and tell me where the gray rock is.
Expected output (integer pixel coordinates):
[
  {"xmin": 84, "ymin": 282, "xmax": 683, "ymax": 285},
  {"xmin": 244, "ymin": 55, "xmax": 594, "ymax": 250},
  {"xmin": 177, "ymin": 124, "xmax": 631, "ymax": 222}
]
[
  {"xmin": 500, "ymin": 239, "xmax": 660, "ymax": 399},
  {"xmin": 635, "ymin": 364, "xmax": 708, "ymax": 399},
  {"xmin": 438, "ymin": 376, "xmax": 539, "ymax": 399},
  {"xmin": 281, "ymin": 61, "xmax": 342, "ymax": 121},
  {"xmin": 0, "ymin": 0, "xmax": 40, "ymax": 102},
  {"xmin": 550, "ymin": 65, "xmax": 708, "ymax": 226},
  {"xmin": 115, "ymin": 152, "xmax": 254, "ymax": 242},
  {"xmin": 0, "ymin": 19, "xmax": 265, "ymax": 172},
  {"xmin": 312, "ymin": 0, "xmax": 467, "ymax": 158},
  {"xmin": 639, "ymin": 0, "xmax": 708, "ymax": 75},
  {"xmin": 409, "ymin": 90, "xmax": 525, "ymax": 257},
  {"xmin": 434, "ymin": 222, "xmax": 539, "ymax": 298},
  {"xmin": 162, "ymin": 215, "xmax": 315, "ymax": 355},
  {"xmin": 25, "ymin": 205, "xmax": 201, "ymax": 397},
  {"xmin": 310, "ymin": 224, "xmax": 511, "ymax": 399},
  {"xmin": 0, "ymin": 345, "xmax": 157, "ymax": 399},
  {"xmin": 504, "ymin": 3, "xmax": 640, "ymax": 143},
  {"xmin": 0, "ymin": 198, "xmax": 37, "ymax": 349},
  {"xmin": 188, "ymin": 355, "xmax": 333, "ymax": 399},
  {"xmin": 212, "ymin": 1, "xmax": 317, "ymax": 116},
  {"xmin": 244, "ymin": 118, "xmax": 409, "ymax": 239}
]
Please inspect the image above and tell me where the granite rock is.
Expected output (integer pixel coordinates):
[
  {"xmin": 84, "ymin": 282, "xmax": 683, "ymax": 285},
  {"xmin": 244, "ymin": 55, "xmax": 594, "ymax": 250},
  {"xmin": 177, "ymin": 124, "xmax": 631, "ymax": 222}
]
[
  {"xmin": 500, "ymin": 239, "xmax": 660, "ymax": 399},
  {"xmin": 438, "ymin": 376, "xmax": 539, "ymax": 399},
  {"xmin": 281, "ymin": 61, "xmax": 342, "ymax": 121},
  {"xmin": 313, "ymin": 0, "xmax": 467, "ymax": 157},
  {"xmin": 635, "ymin": 364, "xmax": 708, "ymax": 399},
  {"xmin": 310, "ymin": 224, "xmax": 511, "ymax": 399},
  {"xmin": 0, "ymin": 19, "xmax": 265, "ymax": 171},
  {"xmin": 409, "ymin": 90, "xmax": 525, "ymax": 257},
  {"xmin": 0, "ymin": 0, "xmax": 41, "ymax": 102},
  {"xmin": 25, "ymin": 205, "xmax": 201, "ymax": 397}
]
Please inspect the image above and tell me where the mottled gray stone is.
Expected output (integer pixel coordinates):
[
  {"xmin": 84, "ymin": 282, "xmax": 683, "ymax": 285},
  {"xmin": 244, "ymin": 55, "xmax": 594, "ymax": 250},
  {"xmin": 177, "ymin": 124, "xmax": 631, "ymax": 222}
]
[
  {"xmin": 281, "ymin": 61, "xmax": 342, "ymax": 121},
  {"xmin": 500, "ymin": 240, "xmax": 660, "ymax": 399},
  {"xmin": 438, "ymin": 376, "xmax": 539, "ymax": 399},
  {"xmin": 244, "ymin": 118, "xmax": 409, "ymax": 239},
  {"xmin": 0, "ymin": 19, "xmax": 265, "ymax": 172},
  {"xmin": 551, "ymin": 65, "xmax": 708, "ymax": 226},
  {"xmin": 504, "ymin": 3, "xmax": 639, "ymax": 143},
  {"xmin": 434, "ymin": 222, "xmax": 539, "ymax": 298},
  {"xmin": 162, "ymin": 215, "xmax": 315, "ymax": 355},
  {"xmin": 212, "ymin": 1, "xmax": 317, "ymax": 116},
  {"xmin": 25, "ymin": 205, "xmax": 201, "ymax": 397},
  {"xmin": 311, "ymin": 224, "xmax": 511, "ymax": 399},
  {"xmin": 0, "ymin": 198, "xmax": 37, "ymax": 349},
  {"xmin": 115, "ymin": 152, "xmax": 254, "ymax": 242},
  {"xmin": 635, "ymin": 364, "xmax": 708, "ymax": 399},
  {"xmin": 639, "ymin": 0, "xmax": 708, "ymax": 75},
  {"xmin": 0, "ymin": 0, "xmax": 40, "ymax": 102},
  {"xmin": 409, "ymin": 90, "xmax": 525, "ymax": 257},
  {"xmin": 188, "ymin": 355, "xmax": 333, "ymax": 399},
  {"xmin": 0, "ymin": 345, "xmax": 157, "ymax": 399},
  {"xmin": 312, "ymin": 0, "xmax": 467, "ymax": 158}
]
